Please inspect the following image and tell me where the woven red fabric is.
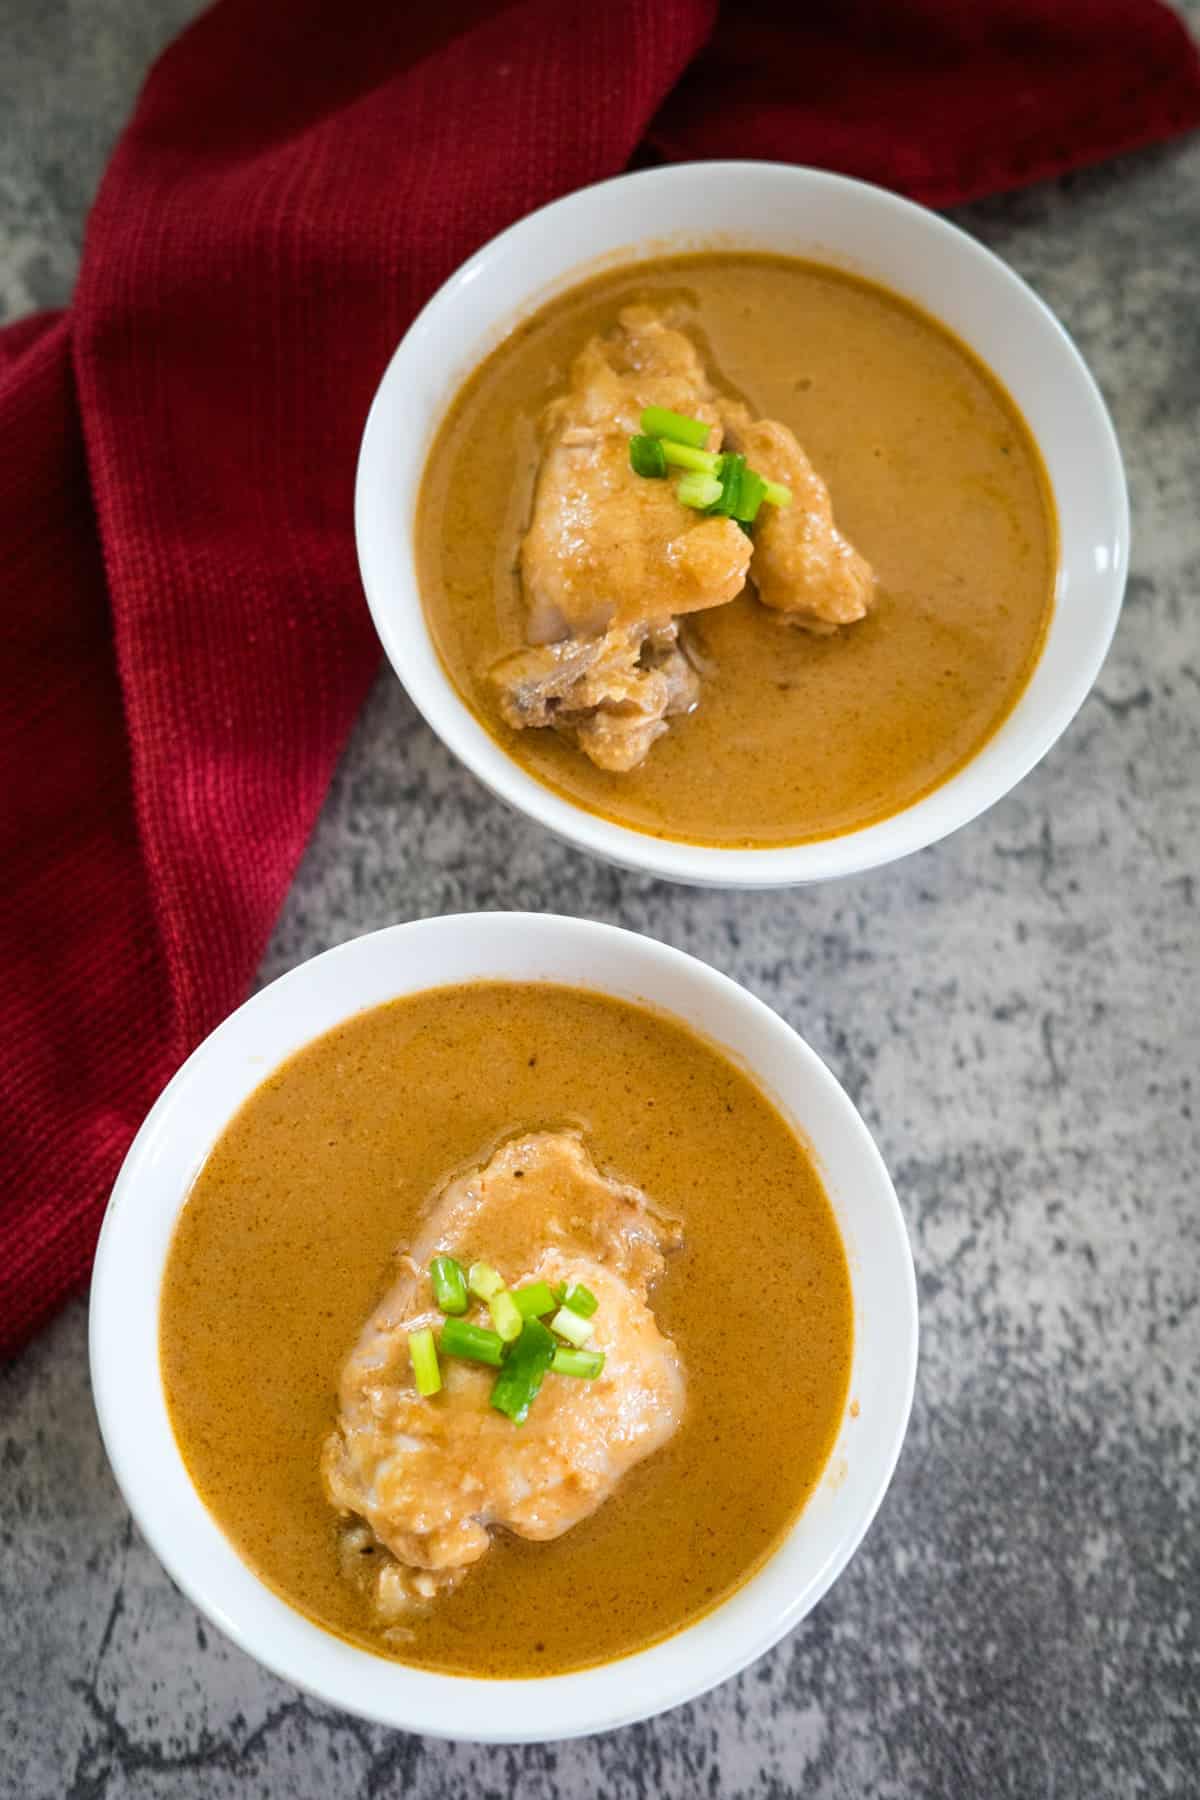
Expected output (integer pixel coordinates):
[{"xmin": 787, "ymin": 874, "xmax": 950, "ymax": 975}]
[
  {"xmin": 2, "ymin": 0, "xmax": 1198, "ymax": 1359},
  {"xmin": 650, "ymin": 0, "xmax": 1200, "ymax": 205}
]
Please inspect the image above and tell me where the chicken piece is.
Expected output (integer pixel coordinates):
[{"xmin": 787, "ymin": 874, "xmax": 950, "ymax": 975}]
[
  {"xmin": 493, "ymin": 621, "xmax": 700, "ymax": 773},
  {"xmin": 322, "ymin": 1132, "xmax": 685, "ymax": 1626},
  {"xmin": 496, "ymin": 304, "xmax": 749, "ymax": 773},
  {"xmin": 720, "ymin": 401, "xmax": 876, "ymax": 632},
  {"xmin": 520, "ymin": 306, "xmax": 751, "ymax": 644},
  {"xmin": 496, "ymin": 304, "xmax": 872, "ymax": 773}
]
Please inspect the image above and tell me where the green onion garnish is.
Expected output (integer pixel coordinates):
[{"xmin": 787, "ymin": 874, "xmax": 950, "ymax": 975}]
[
  {"xmin": 629, "ymin": 435, "xmax": 668, "ymax": 479},
  {"xmin": 489, "ymin": 1288, "xmax": 523, "ymax": 1344},
  {"xmin": 641, "ymin": 405, "xmax": 711, "ymax": 449},
  {"xmin": 550, "ymin": 1305, "xmax": 594, "ymax": 1348},
  {"xmin": 627, "ymin": 416, "xmax": 792, "ymax": 528},
  {"xmin": 552, "ymin": 1346, "xmax": 606, "ymax": 1380},
  {"xmin": 468, "ymin": 1261, "xmax": 503, "ymax": 1302},
  {"xmin": 430, "ymin": 1255, "xmax": 468, "ymax": 1315},
  {"xmin": 676, "ymin": 471, "xmax": 723, "ymax": 510},
  {"xmin": 661, "ymin": 440, "xmax": 720, "ymax": 476},
  {"xmin": 408, "ymin": 1326, "xmax": 441, "ymax": 1396},
  {"xmin": 439, "ymin": 1317, "xmax": 506, "ymax": 1366},
  {"xmin": 562, "ymin": 1282, "xmax": 598, "ymax": 1319},
  {"xmin": 514, "ymin": 1280, "xmax": 558, "ymax": 1319},
  {"xmin": 733, "ymin": 467, "xmax": 767, "ymax": 524},
  {"xmin": 489, "ymin": 1318, "xmax": 555, "ymax": 1424},
  {"xmin": 706, "ymin": 451, "xmax": 745, "ymax": 518}
]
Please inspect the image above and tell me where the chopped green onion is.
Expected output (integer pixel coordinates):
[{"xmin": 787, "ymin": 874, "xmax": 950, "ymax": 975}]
[
  {"xmin": 706, "ymin": 452, "xmax": 745, "ymax": 518},
  {"xmin": 489, "ymin": 1288, "xmax": 523, "ymax": 1344},
  {"xmin": 552, "ymin": 1346, "xmax": 606, "ymax": 1380},
  {"xmin": 490, "ymin": 1318, "xmax": 555, "ymax": 1424},
  {"xmin": 562, "ymin": 1281, "xmax": 598, "ymax": 1319},
  {"xmin": 661, "ymin": 440, "xmax": 720, "ymax": 476},
  {"xmin": 468, "ymin": 1261, "xmax": 503, "ymax": 1302},
  {"xmin": 629, "ymin": 435, "xmax": 668, "ymax": 479},
  {"xmin": 514, "ymin": 1280, "xmax": 558, "ymax": 1319},
  {"xmin": 676, "ymin": 471, "xmax": 723, "ymax": 510},
  {"xmin": 762, "ymin": 478, "xmax": 793, "ymax": 508},
  {"xmin": 439, "ymin": 1317, "xmax": 505, "ymax": 1366},
  {"xmin": 641, "ymin": 405, "xmax": 711, "ymax": 449},
  {"xmin": 408, "ymin": 1326, "xmax": 441, "ymax": 1396},
  {"xmin": 550, "ymin": 1305, "xmax": 594, "ymax": 1348},
  {"xmin": 733, "ymin": 467, "xmax": 767, "ymax": 525},
  {"xmin": 430, "ymin": 1255, "xmax": 468, "ymax": 1315}
]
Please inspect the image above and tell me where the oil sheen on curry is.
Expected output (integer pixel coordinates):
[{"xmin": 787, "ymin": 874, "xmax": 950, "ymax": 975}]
[
  {"xmin": 160, "ymin": 983, "xmax": 852, "ymax": 1678},
  {"xmin": 415, "ymin": 254, "xmax": 1057, "ymax": 846}
]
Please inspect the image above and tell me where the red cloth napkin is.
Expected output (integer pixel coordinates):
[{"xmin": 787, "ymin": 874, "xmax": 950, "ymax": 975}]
[{"xmin": 2, "ymin": 0, "xmax": 1197, "ymax": 1360}]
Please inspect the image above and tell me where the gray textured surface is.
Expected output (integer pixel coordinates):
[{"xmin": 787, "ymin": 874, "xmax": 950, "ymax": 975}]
[{"xmin": 2, "ymin": 1, "xmax": 1199, "ymax": 1794}]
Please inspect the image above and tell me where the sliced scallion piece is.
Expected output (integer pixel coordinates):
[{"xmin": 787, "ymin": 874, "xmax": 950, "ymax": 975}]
[
  {"xmin": 550, "ymin": 1305, "xmax": 594, "ymax": 1348},
  {"xmin": 641, "ymin": 405, "xmax": 711, "ymax": 449},
  {"xmin": 552, "ymin": 1346, "xmax": 606, "ymax": 1380},
  {"xmin": 430, "ymin": 1254, "xmax": 468, "ymax": 1315},
  {"xmin": 733, "ymin": 466, "xmax": 767, "ymax": 525},
  {"xmin": 408, "ymin": 1326, "xmax": 441, "ymax": 1397},
  {"xmin": 489, "ymin": 1288, "xmax": 523, "ymax": 1344},
  {"xmin": 489, "ymin": 1318, "xmax": 555, "ymax": 1424},
  {"xmin": 706, "ymin": 452, "xmax": 745, "ymax": 518},
  {"xmin": 514, "ymin": 1280, "xmax": 558, "ymax": 1319},
  {"xmin": 661, "ymin": 440, "xmax": 720, "ymax": 476},
  {"xmin": 629, "ymin": 435, "xmax": 668, "ymax": 479},
  {"xmin": 562, "ymin": 1281, "xmax": 598, "ymax": 1319},
  {"xmin": 762, "ymin": 478, "xmax": 793, "ymax": 508},
  {"xmin": 468, "ymin": 1261, "xmax": 503, "ymax": 1302},
  {"xmin": 676, "ymin": 471, "xmax": 723, "ymax": 511},
  {"xmin": 439, "ymin": 1317, "xmax": 505, "ymax": 1366}
]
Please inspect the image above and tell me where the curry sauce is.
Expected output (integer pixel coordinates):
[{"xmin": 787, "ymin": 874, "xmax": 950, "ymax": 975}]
[
  {"xmin": 416, "ymin": 254, "xmax": 1057, "ymax": 845},
  {"xmin": 160, "ymin": 983, "xmax": 853, "ymax": 1677}
]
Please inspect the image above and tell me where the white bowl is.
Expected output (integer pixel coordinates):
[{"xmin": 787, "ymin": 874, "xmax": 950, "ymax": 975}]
[
  {"xmin": 356, "ymin": 161, "xmax": 1128, "ymax": 887},
  {"xmin": 90, "ymin": 913, "xmax": 917, "ymax": 1742}
]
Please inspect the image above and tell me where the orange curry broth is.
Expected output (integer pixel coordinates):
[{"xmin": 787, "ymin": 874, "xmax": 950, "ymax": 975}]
[{"xmin": 160, "ymin": 982, "xmax": 853, "ymax": 1676}]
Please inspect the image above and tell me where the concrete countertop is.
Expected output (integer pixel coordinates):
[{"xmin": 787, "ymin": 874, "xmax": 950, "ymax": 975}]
[{"xmin": 2, "ymin": 2, "xmax": 1197, "ymax": 1794}]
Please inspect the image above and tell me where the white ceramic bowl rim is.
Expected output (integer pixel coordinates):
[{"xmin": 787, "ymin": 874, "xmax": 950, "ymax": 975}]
[
  {"xmin": 355, "ymin": 160, "xmax": 1128, "ymax": 887},
  {"xmin": 90, "ymin": 913, "xmax": 917, "ymax": 1742}
]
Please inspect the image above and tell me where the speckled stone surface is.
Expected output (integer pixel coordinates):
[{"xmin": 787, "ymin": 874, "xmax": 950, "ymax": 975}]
[{"xmin": 2, "ymin": 3, "xmax": 1198, "ymax": 1794}]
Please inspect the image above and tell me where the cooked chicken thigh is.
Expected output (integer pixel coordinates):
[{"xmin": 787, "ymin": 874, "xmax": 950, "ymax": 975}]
[
  {"xmin": 494, "ymin": 305, "xmax": 874, "ymax": 770},
  {"xmin": 720, "ymin": 401, "xmax": 876, "ymax": 632},
  {"xmin": 494, "ymin": 307, "xmax": 751, "ymax": 772},
  {"xmin": 519, "ymin": 306, "xmax": 749, "ymax": 644},
  {"xmin": 322, "ymin": 1132, "xmax": 685, "ymax": 1626}
]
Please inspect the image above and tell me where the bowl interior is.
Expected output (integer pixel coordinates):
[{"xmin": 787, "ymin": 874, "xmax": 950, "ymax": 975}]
[
  {"xmin": 356, "ymin": 162, "xmax": 1127, "ymax": 885},
  {"xmin": 90, "ymin": 914, "xmax": 916, "ymax": 1742}
]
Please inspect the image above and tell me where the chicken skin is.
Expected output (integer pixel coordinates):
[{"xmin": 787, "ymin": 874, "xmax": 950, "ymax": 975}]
[
  {"xmin": 519, "ymin": 306, "xmax": 749, "ymax": 644},
  {"xmin": 322, "ymin": 1132, "xmax": 685, "ymax": 1627},
  {"xmin": 494, "ymin": 307, "xmax": 751, "ymax": 773}
]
